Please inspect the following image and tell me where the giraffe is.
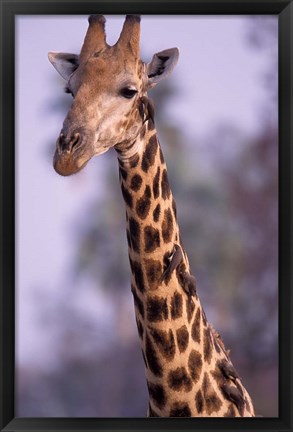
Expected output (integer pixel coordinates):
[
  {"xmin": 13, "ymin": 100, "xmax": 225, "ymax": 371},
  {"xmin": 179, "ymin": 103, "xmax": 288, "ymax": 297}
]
[{"xmin": 48, "ymin": 14, "xmax": 255, "ymax": 417}]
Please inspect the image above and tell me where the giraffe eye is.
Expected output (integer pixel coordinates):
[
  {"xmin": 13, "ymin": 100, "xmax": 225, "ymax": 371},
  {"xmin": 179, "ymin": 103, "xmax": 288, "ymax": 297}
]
[{"xmin": 120, "ymin": 87, "xmax": 138, "ymax": 99}]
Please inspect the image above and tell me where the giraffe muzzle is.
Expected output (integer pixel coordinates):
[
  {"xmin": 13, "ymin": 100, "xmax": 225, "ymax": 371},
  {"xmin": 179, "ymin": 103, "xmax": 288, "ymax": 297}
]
[{"xmin": 53, "ymin": 129, "xmax": 91, "ymax": 176}]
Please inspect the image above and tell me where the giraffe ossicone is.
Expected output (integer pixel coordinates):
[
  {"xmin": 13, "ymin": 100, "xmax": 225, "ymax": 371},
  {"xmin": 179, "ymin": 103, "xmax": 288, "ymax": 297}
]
[{"xmin": 49, "ymin": 14, "xmax": 255, "ymax": 417}]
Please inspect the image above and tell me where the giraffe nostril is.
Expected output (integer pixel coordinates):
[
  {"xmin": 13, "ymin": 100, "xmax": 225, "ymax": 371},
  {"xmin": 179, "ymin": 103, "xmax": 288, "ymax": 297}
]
[
  {"xmin": 58, "ymin": 131, "xmax": 81, "ymax": 153},
  {"xmin": 70, "ymin": 132, "xmax": 81, "ymax": 150}
]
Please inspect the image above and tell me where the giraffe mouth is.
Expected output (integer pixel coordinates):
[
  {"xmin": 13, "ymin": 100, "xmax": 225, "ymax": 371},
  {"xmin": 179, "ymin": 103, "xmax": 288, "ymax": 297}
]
[{"xmin": 53, "ymin": 131, "xmax": 93, "ymax": 176}]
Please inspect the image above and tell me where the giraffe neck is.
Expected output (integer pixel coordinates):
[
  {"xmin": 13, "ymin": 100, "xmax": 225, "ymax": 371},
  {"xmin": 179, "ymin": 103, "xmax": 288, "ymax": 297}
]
[{"xmin": 115, "ymin": 119, "xmax": 255, "ymax": 417}]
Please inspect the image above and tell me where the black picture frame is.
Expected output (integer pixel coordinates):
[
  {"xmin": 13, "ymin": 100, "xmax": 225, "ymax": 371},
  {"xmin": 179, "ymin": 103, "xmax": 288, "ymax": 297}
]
[{"xmin": 0, "ymin": 0, "xmax": 292, "ymax": 431}]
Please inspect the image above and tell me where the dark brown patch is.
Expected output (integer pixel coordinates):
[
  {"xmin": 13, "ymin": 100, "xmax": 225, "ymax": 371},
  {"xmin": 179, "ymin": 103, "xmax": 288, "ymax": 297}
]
[
  {"xmin": 129, "ymin": 154, "xmax": 139, "ymax": 168},
  {"xmin": 142, "ymin": 350, "xmax": 147, "ymax": 367},
  {"xmin": 188, "ymin": 349, "xmax": 203, "ymax": 383},
  {"xmin": 176, "ymin": 325, "xmax": 189, "ymax": 353},
  {"xmin": 147, "ymin": 382, "xmax": 166, "ymax": 409},
  {"xmin": 203, "ymin": 372, "xmax": 223, "ymax": 415},
  {"xmin": 161, "ymin": 169, "xmax": 171, "ymax": 200},
  {"xmin": 159, "ymin": 147, "xmax": 164, "ymax": 164},
  {"xmin": 131, "ymin": 285, "xmax": 144, "ymax": 318},
  {"xmin": 141, "ymin": 134, "xmax": 158, "ymax": 173},
  {"xmin": 191, "ymin": 308, "xmax": 201, "ymax": 343},
  {"xmin": 126, "ymin": 229, "xmax": 131, "ymax": 248},
  {"xmin": 144, "ymin": 225, "xmax": 160, "ymax": 253},
  {"xmin": 121, "ymin": 182, "xmax": 133, "ymax": 208},
  {"xmin": 150, "ymin": 328, "xmax": 175, "ymax": 361},
  {"xmin": 203, "ymin": 327, "xmax": 213, "ymax": 364},
  {"xmin": 170, "ymin": 291, "xmax": 183, "ymax": 319},
  {"xmin": 145, "ymin": 334, "xmax": 163, "ymax": 377},
  {"xmin": 136, "ymin": 317, "xmax": 144, "ymax": 339},
  {"xmin": 172, "ymin": 197, "xmax": 177, "ymax": 220},
  {"xmin": 195, "ymin": 390, "xmax": 204, "ymax": 414},
  {"xmin": 162, "ymin": 208, "xmax": 174, "ymax": 243},
  {"xmin": 146, "ymin": 296, "xmax": 168, "ymax": 322},
  {"xmin": 169, "ymin": 402, "xmax": 191, "ymax": 417},
  {"xmin": 168, "ymin": 367, "xmax": 192, "ymax": 392},
  {"xmin": 153, "ymin": 204, "xmax": 161, "ymax": 223},
  {"xmin": 186, "ymin": 297, "xmax": 196, "ymax": 323},
  {"xmin": 130, "ymin": 173, "xmax": 143, "ymax": 192},
  {"xmin": 144, "ymin": 258, "xmax": 162, "ymax": 290},
  {"xmin": 128, "ymin": 217, "xmax": 140, "ymax": 253},
  {"xmin": 153, "ymin": 166, "xmax": 160, "ymax": 199},
  {"xmin": 136, "ymin": 185, "xmax": 151, "ymax": 220},
  {"xmin": 202, "ymin": 309, "xmax": 207, "ymax": 326},
  {"xmin": 224, "ymin": 404, "xmax": 237, "ymax": 417},
  {"xmin": 131, "ymin": 259, "xmax": 145, "ymax": 293},
  {"xmin": 119, "ymin": 166, "xmax": 128, "ymax": 181}
]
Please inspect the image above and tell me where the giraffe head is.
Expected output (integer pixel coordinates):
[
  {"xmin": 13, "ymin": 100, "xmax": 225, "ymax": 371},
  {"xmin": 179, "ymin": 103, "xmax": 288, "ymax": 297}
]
[{"xmin": 49, "ymin": 15, "xmax": 179, "ymax": 176}]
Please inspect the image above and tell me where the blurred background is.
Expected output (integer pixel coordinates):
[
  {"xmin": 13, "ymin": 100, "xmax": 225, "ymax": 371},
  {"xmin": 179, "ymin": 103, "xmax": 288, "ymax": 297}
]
[{"xmin": 15, "ymin": 15, "xmax": 278, "ymax": 417}]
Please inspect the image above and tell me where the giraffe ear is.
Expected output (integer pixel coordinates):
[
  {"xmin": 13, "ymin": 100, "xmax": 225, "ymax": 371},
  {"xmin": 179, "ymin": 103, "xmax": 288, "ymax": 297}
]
[
  {"xmin": 48, "ymin": 52, "xmax": 79, "ymax": 80},
  {"xmin": 146, "ymin": 48, "xmax": 179, "ymax": 89}
]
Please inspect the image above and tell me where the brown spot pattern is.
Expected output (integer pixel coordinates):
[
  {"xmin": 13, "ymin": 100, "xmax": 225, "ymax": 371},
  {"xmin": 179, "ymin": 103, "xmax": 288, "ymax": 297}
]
[
  {"xmin": 147, "ymin": 382, "xmax": 166, "ymax": 409},
  {"xmin": 153, "ymin": 204, "xmax": 161, "ymax": 223},
  {"xmin": 188, "ymin": 349, "xmax": 203, "ymax": 383},
  {"xmin": 153, "ymin": 166, "xmax": 160, "ymax": 199},
  {"xmin": 119, "ymin": 166, "xmax": 128, "ymax": 181},
  {"xmin": 130, "ymin": 259, "xmax": 145, "ymax": 293},
  {"xmin": 144, "ymin": 225, "xmax": 160, "ymax": 253},
  {"xmin": 195, "ymin": 390, "xmax": 204, "ymax": 414},
  {"xmin": 131, "ymin": 285, "xmax": 144, "ymax": 318},
  {"xmin": 141, "ymin": 134, "xmax": 158, "ymax": 173},
  {"xmin": 203, "ymin": 327, "xmax": 213, "ymax": 363},
  {"xmin": 128, "ymin": 217, "xmax": 140, "ymax": 253},
  {"xmin": 172, "ymin": 197, "xmax": 177, "ymax": 219},
  {"xmin": 168, "ymin": 367, "xmax": 192, "ymax": 392},
  {"xmin": 203, "ymin": 372, "xmax": 223, "ymax": 415},
  {"xmin": 176, "ymin": 325, "xmax": 189, "ymax": 353},
  {"xmin": 170, "ymin": 291, "xmax": 183, "ymax": 319},
  {"xmin": 159, "ymin": 147, "xmax": 164, "ymax": 164},
  {"xmin": 145, "ymin": 335, "xmax": 163, "ymax": 377},
  {"xmin": 146, "ymin": 296, "xmax": 168, "ymax": 322},
  {"xmin": 136, "ymin": 185, "xmax": 151, "ymax": 220},
  {"xmin": 136, "ymin": 317, "xmax": 144, "ymax": 339},
  {"xmin": 150, "ymin": 328, "xmax": 175, "ymax": 361},
  {"xmin": 161, "ymin": 169, "xmax": 171, "ymax": 200},
  {"xmin": 129, "ymin": 154, "xmax": 139, "ymax": 168},
  {"xmin": 144, "ymin": 258, "xmax": 162, "ymax": 290},
  {"xmin": 191, "ymin": 308, "xmax": 201, "ymax": 343},
  {"xmin": 121, "ymin": 182, "xmax": 133, "ymax": 208},
  {"xmin": 169, "ymin": 402, "xmax": 191, "ymax": 417},
  {"xmin": 130, "ymin": 173, "xmax": 142, "ymax": 192},
  {"xmin": 186, "ymin": 297, "xmax": 195, "ymax": 323},
  {"xmin": 162, "ymin": 208, "xmax": 173, "ymax": 243}
]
